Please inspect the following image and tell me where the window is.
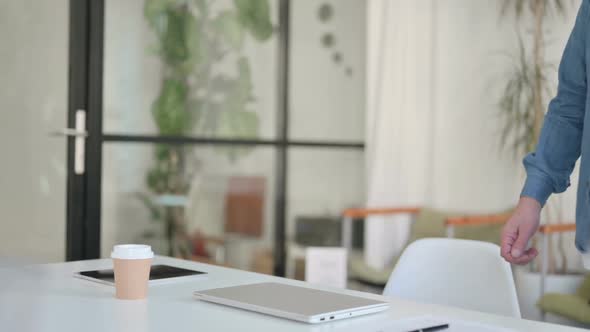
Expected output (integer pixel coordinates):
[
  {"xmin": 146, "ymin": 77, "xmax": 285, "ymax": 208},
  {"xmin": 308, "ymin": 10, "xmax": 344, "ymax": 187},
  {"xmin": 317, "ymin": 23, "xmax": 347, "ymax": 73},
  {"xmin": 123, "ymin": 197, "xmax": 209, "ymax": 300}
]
[{"xmin": 98, "ymin": 0, "xmax": 366, "ymax": 276}]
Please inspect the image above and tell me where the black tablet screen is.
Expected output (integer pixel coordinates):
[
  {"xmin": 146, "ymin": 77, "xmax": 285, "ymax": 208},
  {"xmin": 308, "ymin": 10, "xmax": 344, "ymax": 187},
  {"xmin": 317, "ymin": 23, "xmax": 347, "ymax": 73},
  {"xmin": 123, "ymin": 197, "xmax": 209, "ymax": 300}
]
[{"xmin": 79, "ymin": 264, "xmax": 206, "ymax": 283}]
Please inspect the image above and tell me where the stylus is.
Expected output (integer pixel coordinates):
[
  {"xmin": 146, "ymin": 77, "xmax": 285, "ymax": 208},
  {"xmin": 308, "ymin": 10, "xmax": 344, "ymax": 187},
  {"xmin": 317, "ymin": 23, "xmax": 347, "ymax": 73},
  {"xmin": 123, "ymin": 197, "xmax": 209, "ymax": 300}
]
[{"xmin": 407, "ymin": 323, "xmax": 449, "ymax": 332}]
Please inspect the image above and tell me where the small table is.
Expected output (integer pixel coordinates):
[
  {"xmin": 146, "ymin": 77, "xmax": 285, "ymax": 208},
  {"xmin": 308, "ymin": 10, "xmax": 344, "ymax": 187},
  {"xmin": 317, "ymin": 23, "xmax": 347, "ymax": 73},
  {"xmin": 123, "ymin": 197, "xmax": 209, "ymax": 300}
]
[{"xmin": 0, "ymin": 256, "xmax": 584, "ymax": 332}]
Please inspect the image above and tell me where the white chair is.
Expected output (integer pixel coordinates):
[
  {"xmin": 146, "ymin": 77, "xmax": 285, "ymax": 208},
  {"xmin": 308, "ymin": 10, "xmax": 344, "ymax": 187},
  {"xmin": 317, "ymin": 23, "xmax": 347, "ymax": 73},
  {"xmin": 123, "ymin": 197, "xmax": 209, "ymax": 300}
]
[{"xmin": 383, "ymin": 238, "xmax": 521, "ymax": 318}]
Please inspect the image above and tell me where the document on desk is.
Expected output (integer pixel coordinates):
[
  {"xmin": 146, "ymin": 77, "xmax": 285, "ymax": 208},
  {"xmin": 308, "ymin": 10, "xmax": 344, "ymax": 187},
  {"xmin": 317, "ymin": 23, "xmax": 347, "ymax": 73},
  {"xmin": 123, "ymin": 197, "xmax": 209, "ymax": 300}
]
[{"xmin": 379, "ymin": 316, "xmax": 517, "ymax": 332}]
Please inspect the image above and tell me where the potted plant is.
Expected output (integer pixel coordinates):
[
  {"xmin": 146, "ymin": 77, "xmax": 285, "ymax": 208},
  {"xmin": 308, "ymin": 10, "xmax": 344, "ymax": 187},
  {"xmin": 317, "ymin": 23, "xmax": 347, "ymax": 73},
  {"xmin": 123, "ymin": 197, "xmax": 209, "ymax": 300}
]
[
  {"xmin": 497, "ymin": 0, "xmax": 586, "ymax": 323},
  {"xmin": 138, "ymin": 0, "xmax": 273, "ymax": 258}
]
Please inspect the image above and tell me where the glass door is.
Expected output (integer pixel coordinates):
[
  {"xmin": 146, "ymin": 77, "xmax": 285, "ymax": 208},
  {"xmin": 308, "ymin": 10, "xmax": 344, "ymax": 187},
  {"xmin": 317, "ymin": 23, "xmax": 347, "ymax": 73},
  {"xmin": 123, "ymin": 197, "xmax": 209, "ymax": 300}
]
[{"xmin": 0, "ymin": 0, "xmax": 70, "ymax": 263}]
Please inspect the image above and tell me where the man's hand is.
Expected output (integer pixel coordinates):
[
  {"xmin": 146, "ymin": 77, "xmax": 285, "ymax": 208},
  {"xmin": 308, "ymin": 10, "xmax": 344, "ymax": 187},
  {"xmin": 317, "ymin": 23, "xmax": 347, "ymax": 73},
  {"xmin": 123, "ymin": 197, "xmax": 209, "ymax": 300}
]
[{"xmin": 501, "ymin": 197, "xmax": 542, "ymax": 265}]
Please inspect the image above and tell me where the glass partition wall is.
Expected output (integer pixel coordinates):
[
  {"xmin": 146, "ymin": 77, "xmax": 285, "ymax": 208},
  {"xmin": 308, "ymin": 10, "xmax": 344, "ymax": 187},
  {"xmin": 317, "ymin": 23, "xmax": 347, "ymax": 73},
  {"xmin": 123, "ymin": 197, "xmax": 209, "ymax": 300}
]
[{"xmin": 98, "ymin": 0, "xmax": 366, "ymax": 276}]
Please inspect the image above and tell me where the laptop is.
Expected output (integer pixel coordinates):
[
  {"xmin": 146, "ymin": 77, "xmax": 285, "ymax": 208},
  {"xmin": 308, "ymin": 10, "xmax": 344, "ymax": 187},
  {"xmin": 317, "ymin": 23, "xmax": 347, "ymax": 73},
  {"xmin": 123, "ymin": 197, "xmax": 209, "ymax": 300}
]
[{"xmin": 193, "ymin": 282, "xmax": 389, "ymax": 324}]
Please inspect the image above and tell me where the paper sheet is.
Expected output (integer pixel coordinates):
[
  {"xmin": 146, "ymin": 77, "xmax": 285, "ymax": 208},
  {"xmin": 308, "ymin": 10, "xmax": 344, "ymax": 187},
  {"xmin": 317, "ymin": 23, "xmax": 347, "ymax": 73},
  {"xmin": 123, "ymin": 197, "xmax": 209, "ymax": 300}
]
[
  {"xmin": 377, "ymin": 316, "xmax": 518, "ymax": 332},
  {"xmin": 305, "ymin": 247, "xmax": 348, "ymax": 288}
]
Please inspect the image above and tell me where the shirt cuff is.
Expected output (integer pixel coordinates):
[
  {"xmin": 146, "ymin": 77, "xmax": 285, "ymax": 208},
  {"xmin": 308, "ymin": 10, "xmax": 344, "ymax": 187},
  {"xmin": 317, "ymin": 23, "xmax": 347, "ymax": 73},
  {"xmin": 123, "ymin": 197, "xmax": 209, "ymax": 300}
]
[{"xmin": 521, "ymin": 174, "xmax": 554, "ymax": 207}]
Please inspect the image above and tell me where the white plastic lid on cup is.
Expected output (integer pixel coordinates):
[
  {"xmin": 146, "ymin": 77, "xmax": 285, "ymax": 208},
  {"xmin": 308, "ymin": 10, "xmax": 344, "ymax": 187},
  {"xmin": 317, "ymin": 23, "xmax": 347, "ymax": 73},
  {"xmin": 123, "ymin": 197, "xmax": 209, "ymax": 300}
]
[{"xmin": 111, "ymin": 244, "xmax": 154, "ymax": 260}]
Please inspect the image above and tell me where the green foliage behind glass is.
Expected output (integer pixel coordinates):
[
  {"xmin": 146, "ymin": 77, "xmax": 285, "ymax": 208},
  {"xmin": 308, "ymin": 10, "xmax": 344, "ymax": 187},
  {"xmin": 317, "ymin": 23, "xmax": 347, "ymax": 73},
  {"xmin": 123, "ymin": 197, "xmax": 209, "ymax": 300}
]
[
  {"xmin": 144, "ymin": 0, "xmax": 273, "ymax": 141},
  {"xmin": 140, "ymin": 0, "xmax": 274, "ymax": 253}
]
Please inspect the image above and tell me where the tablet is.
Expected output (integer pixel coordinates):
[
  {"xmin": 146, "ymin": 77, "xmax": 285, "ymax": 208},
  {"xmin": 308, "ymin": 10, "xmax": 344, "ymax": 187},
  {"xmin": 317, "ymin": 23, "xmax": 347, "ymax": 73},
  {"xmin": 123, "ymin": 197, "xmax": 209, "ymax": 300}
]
[{"xmin": 75, "ymin": 264, "xmax": 207, "ymax": 286}]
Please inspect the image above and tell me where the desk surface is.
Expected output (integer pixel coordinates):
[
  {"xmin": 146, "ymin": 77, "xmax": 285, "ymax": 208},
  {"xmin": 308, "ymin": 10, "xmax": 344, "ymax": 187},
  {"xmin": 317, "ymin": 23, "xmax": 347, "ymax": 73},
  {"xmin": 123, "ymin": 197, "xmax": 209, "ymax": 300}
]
[{"xmin": 0, "ymin": 256, "xmax": 585, "ymax": 332}]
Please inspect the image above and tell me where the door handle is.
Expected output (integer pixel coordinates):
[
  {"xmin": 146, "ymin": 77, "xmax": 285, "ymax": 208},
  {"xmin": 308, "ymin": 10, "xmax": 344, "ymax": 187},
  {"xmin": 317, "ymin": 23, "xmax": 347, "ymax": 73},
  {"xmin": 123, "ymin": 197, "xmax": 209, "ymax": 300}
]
[
  {"xmin": 49, "ymin": 128, "xmax": 88, "ymax": 137},
  {"xmin": 50, "ymin": 109, "xmax": 87, "ymax": 175}
]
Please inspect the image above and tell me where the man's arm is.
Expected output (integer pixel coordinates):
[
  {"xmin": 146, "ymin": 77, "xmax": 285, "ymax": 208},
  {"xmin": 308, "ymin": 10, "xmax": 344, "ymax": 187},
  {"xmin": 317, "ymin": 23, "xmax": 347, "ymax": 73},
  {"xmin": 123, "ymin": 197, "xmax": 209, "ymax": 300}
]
[
  {"xmin": 501, "ymin": 0, "xmax": 589, "ymax": 264},
  {"xmin": 521, "ymin": 0, "xmax": 588, "ymax": 205}
]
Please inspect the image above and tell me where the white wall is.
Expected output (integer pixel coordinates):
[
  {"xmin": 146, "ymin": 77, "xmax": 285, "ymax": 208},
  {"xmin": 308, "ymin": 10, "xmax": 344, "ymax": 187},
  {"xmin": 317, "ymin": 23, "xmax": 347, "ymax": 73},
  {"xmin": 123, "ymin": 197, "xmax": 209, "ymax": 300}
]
[{"xmin": 0, "ymin": 0, "xmax": 68, "ymax": 263}]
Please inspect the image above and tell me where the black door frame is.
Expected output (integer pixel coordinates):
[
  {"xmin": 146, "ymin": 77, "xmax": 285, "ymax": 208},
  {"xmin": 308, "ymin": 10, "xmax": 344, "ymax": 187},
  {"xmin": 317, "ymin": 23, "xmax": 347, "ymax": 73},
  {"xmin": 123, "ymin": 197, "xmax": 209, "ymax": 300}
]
[
  {"xmin": 66, "ymin": 0, "xmax": 364, "ymax": 276},
  {"xmin": 66, "ymin": 0, "xmax": 104, "ymax": 261}
]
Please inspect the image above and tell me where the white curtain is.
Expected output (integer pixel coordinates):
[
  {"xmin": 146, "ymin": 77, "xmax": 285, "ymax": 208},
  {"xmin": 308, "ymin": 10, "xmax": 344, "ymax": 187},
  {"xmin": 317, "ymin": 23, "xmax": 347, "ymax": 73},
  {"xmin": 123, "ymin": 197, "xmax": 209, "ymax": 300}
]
[{"xmin": 365, "ymin": 0, "xmax": 435, "ymax": 270}]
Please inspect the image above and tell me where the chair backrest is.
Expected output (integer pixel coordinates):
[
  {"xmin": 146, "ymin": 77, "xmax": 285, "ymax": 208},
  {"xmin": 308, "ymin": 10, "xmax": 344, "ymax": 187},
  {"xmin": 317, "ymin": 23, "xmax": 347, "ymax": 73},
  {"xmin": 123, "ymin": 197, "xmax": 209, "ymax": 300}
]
[{"xmin": 383, "ymin": 238, "xmax": 520, "ymax": 318}]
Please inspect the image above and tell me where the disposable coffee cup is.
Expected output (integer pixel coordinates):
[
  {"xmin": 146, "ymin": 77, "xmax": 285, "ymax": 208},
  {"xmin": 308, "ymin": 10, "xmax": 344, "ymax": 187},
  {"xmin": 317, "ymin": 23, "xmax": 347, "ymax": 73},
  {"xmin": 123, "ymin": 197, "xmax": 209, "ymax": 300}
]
[{"xmin": 111, "ymin": 244, "xmax": 154, "ymax": 300}]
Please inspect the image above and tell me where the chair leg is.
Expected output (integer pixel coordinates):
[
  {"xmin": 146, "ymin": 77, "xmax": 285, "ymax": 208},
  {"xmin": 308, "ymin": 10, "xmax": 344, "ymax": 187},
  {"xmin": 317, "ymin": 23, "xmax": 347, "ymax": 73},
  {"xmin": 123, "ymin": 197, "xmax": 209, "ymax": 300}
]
[
  {"xmin": 446, "ymin": 225, "xmax": 455, "ymax": 238},
  {"xmin": 540, "ymin": 234, "xmax": 548, "ymax": 296},
  {"xmin": 342, "ymin": 216, "xmax": 353, "ymax": 251},
  {"xmin": 539, "ymin": 233, "xmax": 549, "ymax": 322}
]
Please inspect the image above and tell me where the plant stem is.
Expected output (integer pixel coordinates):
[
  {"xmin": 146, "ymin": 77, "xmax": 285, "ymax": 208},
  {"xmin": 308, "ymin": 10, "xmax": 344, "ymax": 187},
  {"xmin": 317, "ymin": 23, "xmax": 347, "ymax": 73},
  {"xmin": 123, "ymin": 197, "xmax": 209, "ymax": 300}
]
[
  {"xmin": 532, "ymin": 0, "xmax": 545, "ymax": 145},
  {"xmin": 165, "ymin": 207, "xmax": 174, "ymax": 256},
  {"xmin": 555, "ymin": 196, "xmax": 568, "ymax": 273}
]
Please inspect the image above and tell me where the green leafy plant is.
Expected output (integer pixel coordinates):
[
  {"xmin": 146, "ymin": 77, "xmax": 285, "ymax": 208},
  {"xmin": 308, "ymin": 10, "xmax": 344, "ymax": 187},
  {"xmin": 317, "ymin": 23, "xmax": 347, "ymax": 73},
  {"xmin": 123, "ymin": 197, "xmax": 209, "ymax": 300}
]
[
  {"xmin": 142, "ymin": 0, "xmax": 273, "ymax": 257},
  {"xmin": 498, "ymin": 0, "xmax": 568, "ymax": 157},
  {"xmin": 497, "ymin": 36, "xmax": 556, "ymax": 157}
]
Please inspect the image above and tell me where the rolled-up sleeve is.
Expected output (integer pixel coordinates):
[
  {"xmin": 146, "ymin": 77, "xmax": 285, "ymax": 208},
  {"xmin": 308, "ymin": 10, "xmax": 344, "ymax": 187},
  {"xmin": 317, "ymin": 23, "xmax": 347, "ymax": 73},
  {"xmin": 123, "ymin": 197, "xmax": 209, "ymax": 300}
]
[{"xmin": 521, "ymin": 0, "xmax": 589, "ymax": 206}]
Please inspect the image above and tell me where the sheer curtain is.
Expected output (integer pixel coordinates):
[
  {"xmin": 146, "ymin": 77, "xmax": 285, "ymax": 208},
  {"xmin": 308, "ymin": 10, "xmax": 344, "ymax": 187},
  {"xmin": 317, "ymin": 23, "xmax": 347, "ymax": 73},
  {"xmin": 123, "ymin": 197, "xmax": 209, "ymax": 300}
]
[{"xmin": 365, "ymin": 0, "xmax": 435, "ymax": 269}]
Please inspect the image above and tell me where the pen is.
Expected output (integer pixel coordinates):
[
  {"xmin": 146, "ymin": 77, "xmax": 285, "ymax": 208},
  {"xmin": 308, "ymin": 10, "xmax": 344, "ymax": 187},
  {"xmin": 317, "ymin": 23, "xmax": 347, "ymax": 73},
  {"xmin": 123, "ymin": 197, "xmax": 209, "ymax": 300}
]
[{"xmin": 407, "ymin": 323, "xmax": 449, "ymax": 332}]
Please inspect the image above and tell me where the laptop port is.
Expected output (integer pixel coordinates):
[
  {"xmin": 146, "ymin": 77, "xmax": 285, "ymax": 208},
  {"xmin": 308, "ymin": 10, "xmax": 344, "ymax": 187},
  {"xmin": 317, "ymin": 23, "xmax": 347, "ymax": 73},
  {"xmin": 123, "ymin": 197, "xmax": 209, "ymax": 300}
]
[
  {"xmin": 320, "ymin": 318, "xmax": 325, "ymax": 321},
  {"xmin": 330, "ymin": 316, "xmax": 335, "ymax": 320}
]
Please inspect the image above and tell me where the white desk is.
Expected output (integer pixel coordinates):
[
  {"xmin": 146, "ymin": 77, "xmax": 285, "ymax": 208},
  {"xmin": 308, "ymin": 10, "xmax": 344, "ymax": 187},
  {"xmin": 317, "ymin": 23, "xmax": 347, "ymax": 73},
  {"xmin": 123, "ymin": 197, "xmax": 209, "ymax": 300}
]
[{"xmin": 0, "ymin": 256, "xmax": 585, "ymax": 332}]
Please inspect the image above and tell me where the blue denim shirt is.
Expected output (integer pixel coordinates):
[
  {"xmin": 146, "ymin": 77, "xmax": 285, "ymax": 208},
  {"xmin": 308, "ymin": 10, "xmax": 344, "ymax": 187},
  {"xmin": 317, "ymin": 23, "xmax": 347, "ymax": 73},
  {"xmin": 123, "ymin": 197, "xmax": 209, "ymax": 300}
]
[{"xmin": 521, "ymin": 0, "xmax": 590, "ymax": 253}]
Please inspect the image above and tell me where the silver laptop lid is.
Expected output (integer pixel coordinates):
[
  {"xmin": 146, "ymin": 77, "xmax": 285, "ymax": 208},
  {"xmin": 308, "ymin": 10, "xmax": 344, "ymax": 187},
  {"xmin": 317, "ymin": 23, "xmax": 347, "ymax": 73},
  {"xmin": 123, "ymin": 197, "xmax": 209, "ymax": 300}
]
[{"xmin": 194, "ymin": 282, "xmax": 388, "ymax": 317}]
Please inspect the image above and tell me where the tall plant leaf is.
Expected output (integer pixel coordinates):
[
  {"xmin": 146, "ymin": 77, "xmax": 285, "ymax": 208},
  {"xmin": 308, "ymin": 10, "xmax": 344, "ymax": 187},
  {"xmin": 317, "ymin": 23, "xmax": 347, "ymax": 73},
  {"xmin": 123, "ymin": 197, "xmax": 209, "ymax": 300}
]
[
  {"xmin": 234, "ymin": 0, "xmax": 274, "ymax": 41},
  {"xmin": 500, "ymin": 0, "xmax": 570, "ymax": 19},
  {"xmin": 213, "ymin": 10, "xmax": 246, "ymax": 50},
  {"xmin": 152, "ymin": 78, "xmax": 192, "ymax": 135}
]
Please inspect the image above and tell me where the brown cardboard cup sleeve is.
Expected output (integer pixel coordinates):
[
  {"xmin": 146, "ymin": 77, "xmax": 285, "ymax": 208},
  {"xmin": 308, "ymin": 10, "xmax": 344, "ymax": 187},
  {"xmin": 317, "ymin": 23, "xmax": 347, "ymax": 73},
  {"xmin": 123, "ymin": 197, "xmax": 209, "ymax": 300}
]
[{"xmin": 111, "ymin": 244, "xmax": 154, "ymax": 300}]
